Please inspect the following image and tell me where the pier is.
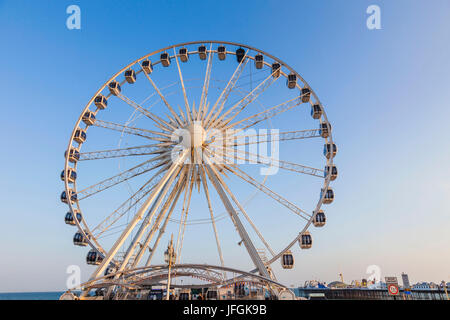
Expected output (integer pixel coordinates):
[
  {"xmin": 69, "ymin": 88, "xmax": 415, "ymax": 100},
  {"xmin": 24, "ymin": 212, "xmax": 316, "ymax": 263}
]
[{"xmin": 295, "ymin": 288, "xmax": 449, "ymax": 300}]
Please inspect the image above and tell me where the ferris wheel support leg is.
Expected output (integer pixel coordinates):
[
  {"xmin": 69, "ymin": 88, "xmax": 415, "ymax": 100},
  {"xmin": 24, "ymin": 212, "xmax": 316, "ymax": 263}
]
[
  {"xmin": 204, "ymin": 164, "xmax": 271, "ymax": 279},
  {"xmin": 104, "ymin": 169, "xmax": 180, "ymax": 300},
  {"xmin": 116, "ymin": 168, "xmax": 177, "ymax": 271},
  {"xmin": 174, "ymin": 165, "xmax": 196, "ymax": 263},
  {"xmin": 131, "ymin": 167, "xmax": 188, "ymax": 268},
  {"xmin": 145, "ymin": 178, "xmax": 186, "ymax": 267},
  {"xmin": 81, "ymin": 151, "xmax": 188, "ymax": 298},
  {"xmin": 200, "ymin": 168, "xmax": 225, "ymax": 270},
  {"xmin": 214, "ymin": 165, "xmax": 276, "ymax": 258}
]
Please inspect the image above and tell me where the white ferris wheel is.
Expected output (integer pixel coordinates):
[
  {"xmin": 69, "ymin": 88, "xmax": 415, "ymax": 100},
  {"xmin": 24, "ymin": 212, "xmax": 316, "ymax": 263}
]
[{"xmin": 61, "ymin": 41, "xmax": 337, "ymax": 299}]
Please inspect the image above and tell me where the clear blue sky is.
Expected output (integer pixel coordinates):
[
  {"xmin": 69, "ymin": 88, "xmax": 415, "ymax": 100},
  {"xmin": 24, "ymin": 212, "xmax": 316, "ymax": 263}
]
[{"xmin": 0, "ymin": 0, "xmax": 449, "ymax": 292}]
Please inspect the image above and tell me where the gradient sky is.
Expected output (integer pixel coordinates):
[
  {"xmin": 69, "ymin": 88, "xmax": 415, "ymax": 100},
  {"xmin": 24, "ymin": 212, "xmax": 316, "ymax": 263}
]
[{"xmin": 0, "ymin": 0, "xmax": 449, "ymax": 292}]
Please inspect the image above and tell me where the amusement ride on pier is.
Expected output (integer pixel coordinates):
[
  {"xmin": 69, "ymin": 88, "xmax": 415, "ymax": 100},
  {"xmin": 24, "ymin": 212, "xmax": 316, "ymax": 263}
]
[{"xmin": 59, "ymin": 41, "xmax": 337, "ymax": 300}]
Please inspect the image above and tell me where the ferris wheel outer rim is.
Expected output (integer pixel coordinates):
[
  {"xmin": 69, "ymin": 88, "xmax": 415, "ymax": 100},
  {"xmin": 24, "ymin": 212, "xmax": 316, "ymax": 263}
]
[{"xmin": 63, "ymin": 40, "xmax": 334, "ymax": 269}]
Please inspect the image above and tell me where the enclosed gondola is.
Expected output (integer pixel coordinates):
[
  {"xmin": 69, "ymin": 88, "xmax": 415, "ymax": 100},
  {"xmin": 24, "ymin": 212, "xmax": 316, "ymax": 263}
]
[
  {"xmin": 301, "ymin": 87, "xmax": 311, "ymax": 103},
  {"xmin": 324, "ymin": 165, "xmax": 338, "ymax": 181},
  {"xmin": 287, "ymin": 73, "xmax": 297, "ymax": 89},
  {"xmin": 198, "ymin": 45, "xmax": 207, "ymax": 60},
  {"xmin": 73, "ymin": 231, "xmax": 88, "ymax": 246},
  {"xmin": 179, "ymin": 47, "xmax": 189, "ymax": 62},
  {"xmin": 281, "ymin": 250, "xmax": 294, "ymax": 269},
  {"xmin": 108, "ymin": 80, "xmax": 121, "ymax": 96},
  {"xmin": 73, "ymin": 128, "xmax": 87, "ymax": 144},
  {"xmin": 311, "ymin": 104, "xmax": 323, "ymax": 119},
  {"xmin": 65, "ymin": 147, "xmax": 80, "ymax": 163},
  {"xmin": 255, "ymin": 54, "xmax": 264, "ymax": 69},
  {"xmin": 313, "ymin": 210, "xmax": 326, "ymax": 227},
  {"xmin": 323, "ymin": 143, "xmax": 337, "ymax": 159},
  {"xmin": 217, "ymin": 46, "xmax": 226, "ymax": 60},
  {"xmin": 320, "ymin": 122, "xmax": 331, "ymax": 138},
  {"xmin": 94, "ymin": 94, "xmax": 107, "ymax": 110},
  {"xmin": 236, "ymin": 48, "xmax": 245, "ymax": 63},
  {"xmin": 86, "ymin": 249, "xmax": 104, "ymax": 265},
  {"xmin": 60, "ymin": 168, "xmax": 77, "ymax": 183},
  {"xmin": 60, "ymin": 189, "xmax": 77, "ymax": 204},
  {"xmin": 299, "ymin": 231, "xmax": 312, "ymax": 249},
  {"xmin": 160, "ymin": 52, "xmax": 171, "ymax": 67},
  {"xmin": 320, "ymin": 187, "xmax": 334, "ymax": 204},
  {"xmin": 65, "ymin": 210, "xmax": 82, "ymax": 226},
  {"xmin": 141, "ymin": 59, "xmax": 153, "ymax": 74},
  {"xmin": 124, "ymin": 69, "xmax": 136, "ymax": 84},
  {"xmin": 272, "ymin": 62, "xmax": 281, "ymax": 78},
  {"xmin": 82, "ymin": 111, "xmax": 96, "ymax": 126}
]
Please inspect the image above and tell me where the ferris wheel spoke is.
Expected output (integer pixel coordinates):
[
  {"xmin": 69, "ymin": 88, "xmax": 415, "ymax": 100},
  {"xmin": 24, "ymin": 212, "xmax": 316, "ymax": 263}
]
[
  {"xmin": 145, "ymin": 171, "xmax": 188, "ymax": 267},
  {"xmin": 204, "ymin": 51, "xmax": 249, "ymax": 127},
  {"xmin": 225, "ymin": 95, "xmax": 305, "ymax": 131},
  {"xmin": 92, "ymin": 119, "xmax": 172, "ymax": 141},
  {"xmin": 176, "ymin": 104, "xmax": 188, "ymax": 125},
  {"xmin": 184, "ymin": 100, "xmax": 194, "ymax": 124},
  {"xmin": 79, "ymin": 144, "xmax": 172, "ymax": 161},
  {"xmin": 203, "ymin": 155, "xmax": 275, "ymax": 257},
  {"xmin": 175, "ymin": 165, "xmax": 195, "ymax": 263},
  {"xmin": 116, "ymin": 93, "xmax": 175, "ymax": 132},
  {"xmin": 212, "ymin": 71, "xmax": 278, "ymax": 129},
  {"xmin": 211, "ymin": 128, "xmax": 322, "ymax": 148},
  {"xmin": 200, "ymin": 168, "xmax": 225, "ymax": 268},
  {"xmin": 77, "ymin": 153, "xmax": 171, "ymax": 200},
  {"xmin": 223, "ymin": 163, "xmax": 311, "ymax": 221},
  {"xmin": 172, "ymin": 48, "xmax": 189, "ymax": 124},
  {"xmin": 194, "ymin": 148, "xmax": 204, "ymax": 191},
  {"xmin": 191, "ymin": 101, "xmax": 198, "ymax": 122},
  {"xmin": 95, "ymin": 222, "xmax": 131, "ymax": 240},
  {"xmin": 117, "ymin": 163, "xmax": 184, "ymax": 272},
  {"xmin": 92, "ymin": 165, "xmax": 169, "ymax": 238},
  {"xmin": 203, "ymin": 158, "xmax": 271, "ymax": 278},
  {"xmin": 131, "ymin": 167, "xmax": 189, "ymax": 268},
  {"xmin": 174, "ymin": 170, "xmax": 191, "ymax": 261},
  {"xmin": 142, "ymin": 79, "xmax": 182, "ymax": 107},
  {"xmin": 230, "ymin": 193, "xmax": 276, "ymax": 258},
  {"xmin": 145, "ymin": 85, "xmax": 186, "ymax": 121},
  {"xmin": 198, "ymin": 43, "xmax": 214, "ymax": 121},
  {"xmin": 164, "ymin": 112, "xmax": 183, "ymax": 129},
  {"xmin": 208, "ymin": 146, "xmax": 324, "ymax": 178},
  {"xmin": 139, "ymin": 61, "xmax": 184, "ymax": 127}
]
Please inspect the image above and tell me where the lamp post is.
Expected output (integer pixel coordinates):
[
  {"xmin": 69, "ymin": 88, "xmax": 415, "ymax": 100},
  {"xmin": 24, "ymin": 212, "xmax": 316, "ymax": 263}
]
[
  {"xmin": 164, "ymin": 234, "xmax": 176, "ymax": 300},
  {"xmin": 441, "ymin": 281, "xmax": 449, "ymax": 300}
]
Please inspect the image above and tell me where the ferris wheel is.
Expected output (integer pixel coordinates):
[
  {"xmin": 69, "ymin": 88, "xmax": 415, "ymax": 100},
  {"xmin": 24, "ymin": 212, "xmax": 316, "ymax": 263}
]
[{"xmin": 61, "ymin": 41, "xmax": 337, "ymax": 299}]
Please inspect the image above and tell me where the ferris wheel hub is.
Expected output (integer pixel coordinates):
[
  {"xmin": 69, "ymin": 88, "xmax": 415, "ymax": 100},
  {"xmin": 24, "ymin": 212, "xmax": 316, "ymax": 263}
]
[{"xmin": 177, "ymin": 121, "xmax": 207, "ymax": 149}]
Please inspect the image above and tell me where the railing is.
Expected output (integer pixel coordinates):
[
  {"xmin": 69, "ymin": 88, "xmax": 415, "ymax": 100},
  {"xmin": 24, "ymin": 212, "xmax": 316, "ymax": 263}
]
[{"xmin": 294, "ymin": 287, "xmax": 449, "ymax": 300}]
